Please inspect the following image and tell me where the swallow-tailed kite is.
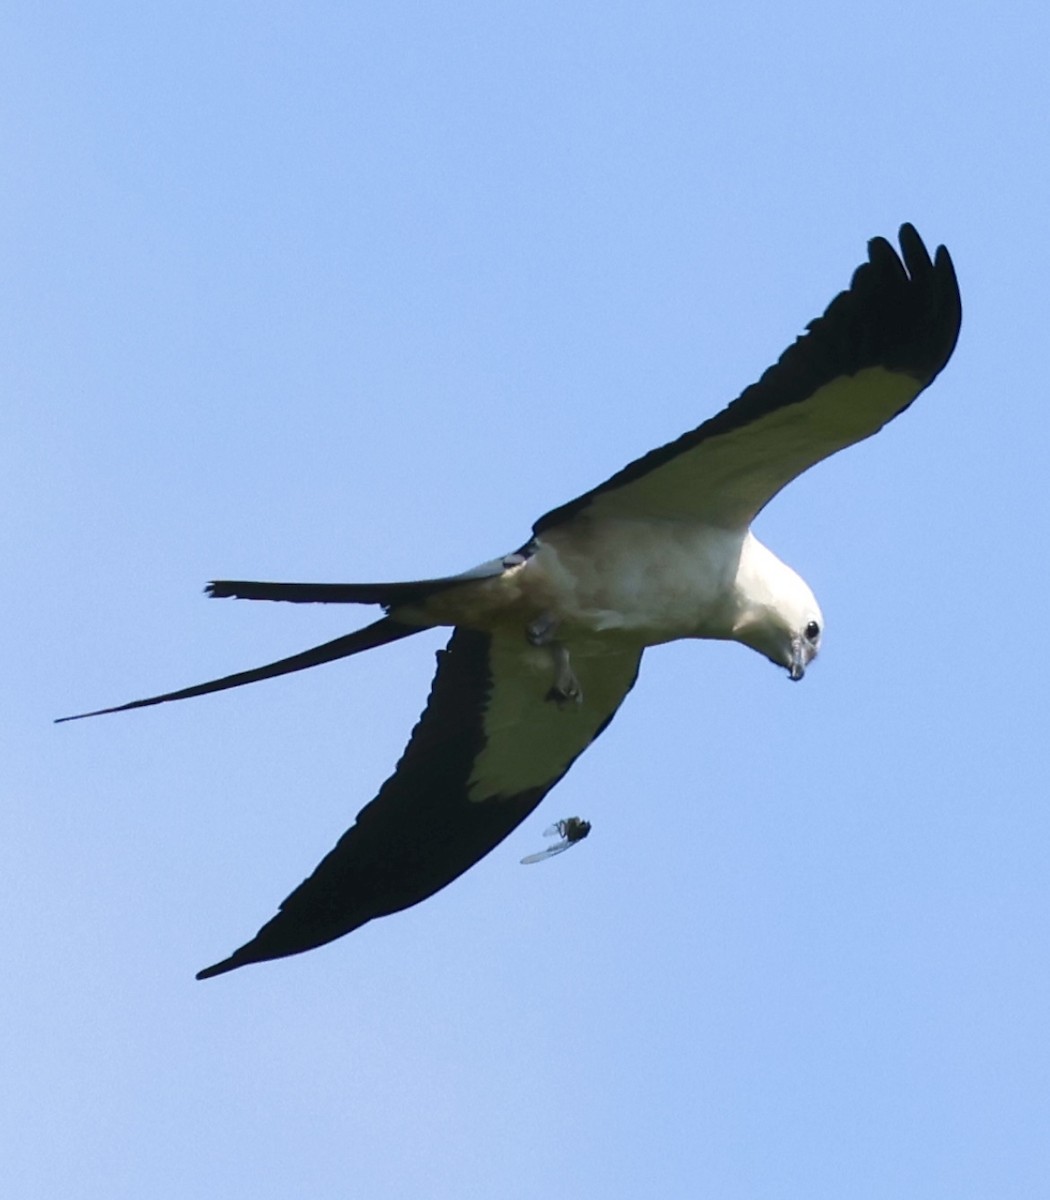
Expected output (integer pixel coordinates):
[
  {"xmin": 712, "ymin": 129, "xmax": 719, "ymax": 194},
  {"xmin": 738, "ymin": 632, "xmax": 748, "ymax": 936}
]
[{"xmin": 60, "ymin": 224, "xmax": 961, "ymax": 979}]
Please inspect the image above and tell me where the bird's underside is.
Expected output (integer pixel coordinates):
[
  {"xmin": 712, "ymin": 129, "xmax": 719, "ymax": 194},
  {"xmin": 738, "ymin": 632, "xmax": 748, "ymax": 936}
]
[{"xmin": 59, "ymin": 225, "xmax": 961, "ymax": 978}]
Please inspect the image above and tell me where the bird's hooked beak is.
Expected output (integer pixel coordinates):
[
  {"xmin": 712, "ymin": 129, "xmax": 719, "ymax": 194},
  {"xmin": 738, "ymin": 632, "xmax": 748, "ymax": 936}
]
[{"xmin": 788, "ymin": 637, "xmax": 808, "ymax": 682}]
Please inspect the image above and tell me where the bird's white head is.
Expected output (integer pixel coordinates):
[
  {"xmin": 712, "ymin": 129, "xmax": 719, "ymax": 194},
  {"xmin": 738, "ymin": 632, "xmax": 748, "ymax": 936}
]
[{"xmin": 730, "ymin": 535, "xmax": 823, "ymax": 681}]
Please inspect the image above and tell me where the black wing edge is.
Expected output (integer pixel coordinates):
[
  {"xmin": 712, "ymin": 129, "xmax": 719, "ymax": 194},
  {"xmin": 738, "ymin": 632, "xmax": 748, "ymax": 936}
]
[
  {"xmin": 195, "ymin": 630, "xmax": 524, "ymax": 978},
  {"xmin": 196, "ymin": 630, "xmax": 640, "ymax": 979},
  {"xmin": 533, "ymin": 224, "xmax": 962, "ymax": 535}
]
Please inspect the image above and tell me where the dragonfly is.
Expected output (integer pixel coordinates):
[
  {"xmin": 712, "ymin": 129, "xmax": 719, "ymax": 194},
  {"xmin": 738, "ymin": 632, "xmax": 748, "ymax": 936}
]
[{"xmin": 520, "ymin": 817, "xmax": 592, "ymax": 864}]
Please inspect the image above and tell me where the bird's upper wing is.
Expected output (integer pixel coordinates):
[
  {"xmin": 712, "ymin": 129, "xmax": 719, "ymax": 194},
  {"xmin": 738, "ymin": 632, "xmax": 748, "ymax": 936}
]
[
  {"xmin": 533, "ymin": 225, "xmax": 961, "ymax": 534},
  {"xmin": 197, "ymin": 629, "xmax": 642, "ymax": 978}
]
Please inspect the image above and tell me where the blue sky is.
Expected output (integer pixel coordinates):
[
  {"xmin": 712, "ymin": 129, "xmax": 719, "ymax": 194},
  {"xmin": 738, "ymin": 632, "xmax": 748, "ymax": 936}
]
[{"xmin": 5, "ymin": 3, "xmax": 1050, "ymax": 1197}]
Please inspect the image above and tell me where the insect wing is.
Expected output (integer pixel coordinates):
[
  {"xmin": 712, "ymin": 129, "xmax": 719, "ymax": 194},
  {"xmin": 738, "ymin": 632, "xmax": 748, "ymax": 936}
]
[{"xmin": 520, "ymin": 838, "xmax": 572, "ymax": 865}]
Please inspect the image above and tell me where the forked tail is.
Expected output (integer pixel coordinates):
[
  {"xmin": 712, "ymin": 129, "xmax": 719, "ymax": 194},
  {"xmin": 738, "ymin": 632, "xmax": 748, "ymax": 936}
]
[
  {"xmin": 207, "ymin": 571, "xmax": 499, "ymax": 609},
  {"xmin": 55, "ymin": 617, "xmax": 421, "ymax": 723},
  {"xmin": 206, "ymin": 579, "xmax": 440, "ymax": 606},
  {"xmin": 205, "ymin": 556, "xmax": 512, "ymax": 609}
]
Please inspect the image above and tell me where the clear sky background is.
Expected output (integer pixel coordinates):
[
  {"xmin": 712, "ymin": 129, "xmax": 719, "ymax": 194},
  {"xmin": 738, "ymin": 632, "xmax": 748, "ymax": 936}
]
[{"xmin": 5, "ymin": 4, "xmax": 1049, "ymax": 1197}]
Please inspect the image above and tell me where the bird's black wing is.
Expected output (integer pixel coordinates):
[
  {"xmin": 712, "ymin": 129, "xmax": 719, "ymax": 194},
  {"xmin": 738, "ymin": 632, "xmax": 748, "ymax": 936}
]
[
  {"xmin": 534, "ymin": 225, "xmax": 961, "ymax": 534},
  {"xmin": 197, "ymin": 628, "xmax": 642, "ymax": 978}
]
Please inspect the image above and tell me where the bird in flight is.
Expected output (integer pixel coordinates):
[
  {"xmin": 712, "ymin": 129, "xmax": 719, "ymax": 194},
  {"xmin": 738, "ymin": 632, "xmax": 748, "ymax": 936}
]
[{"xmin": 60, "ymin": 225, "xmax": 961, "ymax": 979}]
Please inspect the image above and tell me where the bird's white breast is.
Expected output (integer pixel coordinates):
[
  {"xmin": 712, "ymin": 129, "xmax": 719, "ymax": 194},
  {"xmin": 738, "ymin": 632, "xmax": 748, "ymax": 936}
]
[{"xmin": 525, "ymin": 517, "xmax": 748, "ymax": 643}]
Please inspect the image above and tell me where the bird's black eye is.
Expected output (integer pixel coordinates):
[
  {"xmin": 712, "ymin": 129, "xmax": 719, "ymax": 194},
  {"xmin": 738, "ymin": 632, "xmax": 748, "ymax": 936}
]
[{"xmin": 804, "ymin": 620, "xmax": 821, "ymax": 642}]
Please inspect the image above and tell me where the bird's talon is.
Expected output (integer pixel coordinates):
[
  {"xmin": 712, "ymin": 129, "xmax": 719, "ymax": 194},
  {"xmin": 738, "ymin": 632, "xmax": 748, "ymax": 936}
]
[
  {"xmin": 546, "ymin": 684, "xmax": 583, "ymax": 709},
  {"xmin": 526, "ymin": 614, "xmax": 558, "ymax": 647}
]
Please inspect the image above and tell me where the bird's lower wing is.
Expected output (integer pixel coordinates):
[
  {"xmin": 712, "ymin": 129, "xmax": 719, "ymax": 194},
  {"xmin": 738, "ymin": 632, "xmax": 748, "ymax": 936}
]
[
  {"xmin": 197, "ymin": 629, "xmax": 643, "ymax": 978},
  {"xmin": 533, "ymin": 225, "xmax": 961, "ymax": 533}
]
